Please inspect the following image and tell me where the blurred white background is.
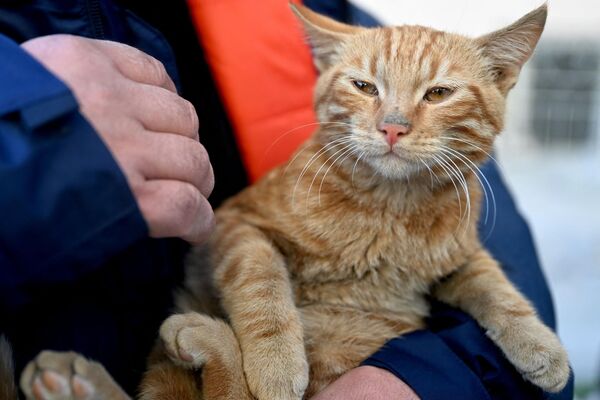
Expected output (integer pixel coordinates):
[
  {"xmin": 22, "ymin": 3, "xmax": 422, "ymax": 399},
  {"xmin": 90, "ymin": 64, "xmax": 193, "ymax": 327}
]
[{"xmin": 353, "ymin": 0, "xmax": 600, "ymax": 397}]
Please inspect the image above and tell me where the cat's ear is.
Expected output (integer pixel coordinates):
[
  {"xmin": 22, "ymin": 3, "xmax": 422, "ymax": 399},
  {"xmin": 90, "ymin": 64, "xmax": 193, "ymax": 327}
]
[
  {"xmin": 477, "ymin": 3, "xmax": 547, "ymax": 94},
  {"xmin": 290, "ymin": 3, "xmax": 361, "ymax": 71}
]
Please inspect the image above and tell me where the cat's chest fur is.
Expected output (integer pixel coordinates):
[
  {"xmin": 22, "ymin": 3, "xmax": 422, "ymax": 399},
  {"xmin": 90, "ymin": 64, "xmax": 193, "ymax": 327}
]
[
  {"xmin": 292, "ymin": 209, "xmax": 472, "ymax": 310},
  {"xmin": 240, "ymin": 176, "xmax": 480, "ymax": 315}
]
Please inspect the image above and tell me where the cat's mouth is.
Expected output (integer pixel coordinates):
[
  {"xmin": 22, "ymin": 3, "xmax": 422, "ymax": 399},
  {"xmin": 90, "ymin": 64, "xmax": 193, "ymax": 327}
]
[{"xmin": 379, "ymin": 147, "xmax": 406, "ymax": 159}]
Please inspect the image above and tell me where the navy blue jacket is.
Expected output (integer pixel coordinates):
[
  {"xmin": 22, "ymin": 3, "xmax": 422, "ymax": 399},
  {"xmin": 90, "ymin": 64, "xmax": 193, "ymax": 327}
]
[{"xmin": 0, "ymin": 0, "xmax": 573, "ymax": 398}]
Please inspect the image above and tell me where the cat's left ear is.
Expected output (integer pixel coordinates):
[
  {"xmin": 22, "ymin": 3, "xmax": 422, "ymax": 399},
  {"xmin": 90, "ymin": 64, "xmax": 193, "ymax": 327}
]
[
  {"xmin": 290, "ymin": 3, "xmax": 362, "ymax": 71},
  {"xmin": 477, "ymin": 3, "xmax": 547, "ymax": 94}
]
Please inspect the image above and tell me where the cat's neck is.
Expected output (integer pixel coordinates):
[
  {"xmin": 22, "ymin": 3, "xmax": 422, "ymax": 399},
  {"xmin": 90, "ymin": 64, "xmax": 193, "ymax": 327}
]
[{"xmin": 315, "ymin": 143, "xmax": 470, "ymax": 210}]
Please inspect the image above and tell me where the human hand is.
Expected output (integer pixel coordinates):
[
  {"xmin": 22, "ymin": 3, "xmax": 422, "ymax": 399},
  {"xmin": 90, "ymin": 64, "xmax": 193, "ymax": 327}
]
[
  {"xmin": 21, "ymin": 34, "xmax": 214, "ymax": 243},
  {"xmin": 311, "ymin": 366, "xmax": 420, "ymax": 400}
]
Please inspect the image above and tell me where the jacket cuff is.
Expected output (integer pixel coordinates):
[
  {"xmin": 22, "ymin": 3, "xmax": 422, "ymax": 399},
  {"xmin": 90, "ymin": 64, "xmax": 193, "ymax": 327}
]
[
  {"xmin": 362, "ymin": 330, "xmax": 491, "ymax": 400},
  {"xmin": 0, "ymin": 35, "xmax": 74, "ymax": 120}
]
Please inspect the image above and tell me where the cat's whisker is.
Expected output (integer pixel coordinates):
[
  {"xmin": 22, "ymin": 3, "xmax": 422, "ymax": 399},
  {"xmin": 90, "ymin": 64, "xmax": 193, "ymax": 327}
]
[
  {"xmin": 301, "ymin": 139, "xmax": 353, "ymax": 203},
  {"xmin": 430, "ymin": 154, "xmax": 464, "ymax": 232},
  {"xmin": 416, "ymin": 156, "xmax": 438, "ymax": 191},
  {"xmin": 270, "ymin": 121, "xmax": 354, "ymax": 175},
  {"xmin": 317, "ymin": 145, "xmax": 360, "ymax": 205},
  {"xmin": 282, "ymin": 122, "xmax": 357, "ymax": 177},
  {"xmin": 438, "ymin": 136, "xmax": 499, "ymax": 166},
  {"xmin": 438, "ymin": 152, "xmax": 472, "ymax": 236},
  {"xmin": 306, "ymin": 142, "xmax": 354, "ymax": 207},
  {"xmin": 437, "ymin": 153, "xmax": 471, "ymax": 231},
  {"xmin": 291, "ymin": 137, "xmax": 353, "ymax": 206},
  {"xmin": 440, "ymin": 146, "xmax": 497, "ymax": 238},
  {"xmin": 285, "ymin": 132, "xmax": 352, "ymax": 177},
  {"xmin": 439, "ymin": 146, "xmax": 489, "ymax": 227},
  {"xmin": 351, "ymin": 151, "xmax": 367, "ymax": 189},
  {"xmin": 438, "ymin": 150, "xmax": 475, "ymax": 236}
]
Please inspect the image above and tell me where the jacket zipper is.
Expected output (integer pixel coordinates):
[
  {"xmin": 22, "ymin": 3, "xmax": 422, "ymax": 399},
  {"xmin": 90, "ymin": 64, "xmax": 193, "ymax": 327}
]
[{"xmin": 86, "ymin": 0, "xmax": 105, "ymax": 39}]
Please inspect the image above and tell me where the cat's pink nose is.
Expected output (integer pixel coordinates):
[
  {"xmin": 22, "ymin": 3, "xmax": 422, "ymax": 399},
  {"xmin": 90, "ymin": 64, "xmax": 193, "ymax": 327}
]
[{"xmin": 378, "ymin": 123, "xmax": 410, "ymax": 146}]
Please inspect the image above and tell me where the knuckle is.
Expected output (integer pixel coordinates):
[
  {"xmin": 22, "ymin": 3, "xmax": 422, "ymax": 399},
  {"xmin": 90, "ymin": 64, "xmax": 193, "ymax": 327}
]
[
  {"xmin": 188, "ymin": 143, "xmax": 214, "ymax": 195},
  {"xmin": 144, "ymin": 56, "xmax": 168, "ymax": 85},
  {"xmin": 182, "ymin": 98, "xmax": 199, "ymax": 134},
  {"xmin": 189, "ymin": 142, "xmax": 208, "ymax": 169},
  {"xmin": 53, "ymin": 34, "xmax": 83, "ymax": 52},
  {"xmin": 174, "ymin": 184, "xmax": 201, "ymax": 224},
  {"xmin": 203, "ymin": 162, "xmax": 215, "ymax": 196}
]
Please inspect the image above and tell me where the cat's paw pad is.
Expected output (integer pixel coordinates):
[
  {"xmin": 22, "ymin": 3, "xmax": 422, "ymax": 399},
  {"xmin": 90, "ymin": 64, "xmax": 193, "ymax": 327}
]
[
  {"xmin": 159, "ymin": 312, "xmax": 224, "ymax": 369},
  {"xmin": 20, "ymin": 351, "xmax": 103, "ymax": 400}
]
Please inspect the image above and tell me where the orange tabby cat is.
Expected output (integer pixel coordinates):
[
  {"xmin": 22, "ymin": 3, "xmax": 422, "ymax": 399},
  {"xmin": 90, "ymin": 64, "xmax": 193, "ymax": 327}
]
[{"xmin": 20, "ymin": 4, "xmax": 569, "ymax": 400}]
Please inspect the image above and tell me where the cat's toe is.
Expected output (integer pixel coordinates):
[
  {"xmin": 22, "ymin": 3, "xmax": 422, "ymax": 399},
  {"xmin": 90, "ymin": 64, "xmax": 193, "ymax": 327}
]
[
  {"xmin": 30, "ymin": 370, "xmax": 71, "ymax": 400},
  {"xmin": 20, "ymin": 351, "xmax": 127, "ymax": 400},
  {"xmin": 20, "ymin": 351, "xmax": 93, "ymax": 400},
  {"xmin": 521, "ymin": 344, "xmax": 570, "ymax": 393},
  {"xmin": 497, "ymin": 321, "xmax": 571, "ymax": 393}
]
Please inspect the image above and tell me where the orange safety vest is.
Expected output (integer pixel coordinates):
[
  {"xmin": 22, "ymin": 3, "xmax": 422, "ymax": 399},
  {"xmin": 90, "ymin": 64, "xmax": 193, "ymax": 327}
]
[{"xmin": 187, "ymin": 0, "xmax": 318, "ymax": 182}]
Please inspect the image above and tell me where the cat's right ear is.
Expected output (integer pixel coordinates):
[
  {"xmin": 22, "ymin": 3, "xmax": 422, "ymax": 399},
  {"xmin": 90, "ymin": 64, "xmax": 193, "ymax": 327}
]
[{"xmin": 290, "ymin": 3, "xmax": 361, "ymax": 71}]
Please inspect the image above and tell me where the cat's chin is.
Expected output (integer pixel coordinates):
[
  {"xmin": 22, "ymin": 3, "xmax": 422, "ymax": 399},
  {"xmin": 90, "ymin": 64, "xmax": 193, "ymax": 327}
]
[{"xmin": 364, "ymin": 152, "xmax": 421, "ymax": 181}]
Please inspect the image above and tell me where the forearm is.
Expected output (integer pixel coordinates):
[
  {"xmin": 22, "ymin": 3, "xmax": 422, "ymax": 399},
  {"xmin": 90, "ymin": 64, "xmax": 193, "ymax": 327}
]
[{"xmin": 0, "ymin": 35, "xmax": 146, "ymax": 294}]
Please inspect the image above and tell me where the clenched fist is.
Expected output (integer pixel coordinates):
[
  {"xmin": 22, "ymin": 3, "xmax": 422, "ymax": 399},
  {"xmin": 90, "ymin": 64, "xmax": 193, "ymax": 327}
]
[{"xmin": 21, "ymin": 34, "xmax": 215, "ymax": 243}]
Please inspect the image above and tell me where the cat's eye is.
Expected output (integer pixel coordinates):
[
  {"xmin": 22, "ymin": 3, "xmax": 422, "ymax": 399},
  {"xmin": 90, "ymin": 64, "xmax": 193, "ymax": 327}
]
[
  {"xmin": 424, "ymin": 87, "xmax": 453, "ymax": 103},
  {"xmin": 352, "ymin": 80, "xmax": 379, "ymax": 96}
]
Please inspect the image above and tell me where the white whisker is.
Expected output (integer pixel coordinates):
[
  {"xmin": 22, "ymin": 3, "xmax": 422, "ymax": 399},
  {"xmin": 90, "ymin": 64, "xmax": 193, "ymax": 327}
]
[
  {"xmin": 291, "ymin": 137, "xmax": 354, "ymax": 206},
  {"xmin": 438, "ymin": 136, "xmax": 499, "ymax": 165},
  {"xmin": 317, "ymin": 145, "xmax": 360, "ymax": 205},
  {"xmin": 430, "ymin": 153, "xmax": 465, "ymax": 234},
  {"xmin": 352, "ymin": 151, "xmax": 367, "ymax": 188},
  {"xmin": 438, "ymin": 152, "xmax": 471, "ymax": 235},
  {"xmin": 440, "ymin": 146, "xmax": 497, "ymax": 238},
  {"xmin": 305, "ymin": 142, "xmax": 354, "ymax": 208}
]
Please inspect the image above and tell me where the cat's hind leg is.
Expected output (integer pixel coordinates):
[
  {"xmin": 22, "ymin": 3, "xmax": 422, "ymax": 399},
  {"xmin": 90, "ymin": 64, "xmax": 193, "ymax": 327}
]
[
  {"xmin": 20, "ymin": 351, "xmax": 130, "ymax": 400},
  {"xmin": 137, "ymin": 349, "xmax": 200, "ymax": 400},
  {"xmin": 156, "ymin": 312, "xmax": 253, "ymax": 400}
]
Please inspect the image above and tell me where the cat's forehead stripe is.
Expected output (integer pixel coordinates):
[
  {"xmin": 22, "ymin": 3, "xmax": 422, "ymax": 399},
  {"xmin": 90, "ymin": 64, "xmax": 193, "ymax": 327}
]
[{"xmin": 383, "ymin": 28, "xmax": 392, "ymax": 64}]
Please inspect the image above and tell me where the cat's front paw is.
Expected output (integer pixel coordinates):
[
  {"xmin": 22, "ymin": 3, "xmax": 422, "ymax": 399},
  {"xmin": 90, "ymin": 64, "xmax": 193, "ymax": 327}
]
[
  {"xmin": 243, "ymin": 343, "xmax": 308, "ymax": 400},
  {"xmin": 492, "ymin": 319, "xmax": 570, "ymax": 392},
  {"xmin": 159, "ymin": 312, "xmax": 231, "ymax": 369},
  {"xmin": 20, "ymin": 351, "xmax": 129, "ymax": 400}
]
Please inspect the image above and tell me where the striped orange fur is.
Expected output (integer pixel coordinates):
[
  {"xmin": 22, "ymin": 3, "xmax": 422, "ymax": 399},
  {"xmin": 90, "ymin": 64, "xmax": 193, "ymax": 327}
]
[{"xmin": 141, "ymin": 3, "xmax": 569, "ymax": 400}]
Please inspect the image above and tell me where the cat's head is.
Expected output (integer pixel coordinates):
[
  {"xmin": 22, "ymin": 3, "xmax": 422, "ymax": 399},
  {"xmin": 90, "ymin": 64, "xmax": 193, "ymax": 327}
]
[{"xmin": 292, "ymin": 4, "xmax": 546, "ymax": 180}]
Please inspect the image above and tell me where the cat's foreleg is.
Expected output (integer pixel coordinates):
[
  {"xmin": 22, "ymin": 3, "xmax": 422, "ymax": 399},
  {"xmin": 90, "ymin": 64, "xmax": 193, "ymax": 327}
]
[
  {"xmin": 432, "ymin": 249, "xmax": 569, "ymax": 392},
  {"xmin": 212, "ymin": 222, "xmax": 308, "ymax": 400}
]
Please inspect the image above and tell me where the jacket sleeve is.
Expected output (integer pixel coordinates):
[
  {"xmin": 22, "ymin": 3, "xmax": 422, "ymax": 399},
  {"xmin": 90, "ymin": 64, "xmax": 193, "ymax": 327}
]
[
  {"xmin": 362, "ymin": 161, "xmax": 574, "ymax": 399},
  {"xmin": 0, "ymin": 34, "xmax": 148, "ymax": 308}
]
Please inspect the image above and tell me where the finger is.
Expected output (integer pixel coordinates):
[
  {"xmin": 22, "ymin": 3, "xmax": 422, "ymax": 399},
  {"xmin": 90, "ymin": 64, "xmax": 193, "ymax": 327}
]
[
  {"xmin": 128, "ymin": 84, "xmax": 199, "ymax": 139},
  {"xmin": 137, "ymin": 180, "xmax": 215, "ymax": 243},
  {"xmin": 93, "ymin": 39, "xmax": 177, "ymax": 93},
  {"xmin": 134, "ymin": 133, "xmax": 214, "ymax": 198}
]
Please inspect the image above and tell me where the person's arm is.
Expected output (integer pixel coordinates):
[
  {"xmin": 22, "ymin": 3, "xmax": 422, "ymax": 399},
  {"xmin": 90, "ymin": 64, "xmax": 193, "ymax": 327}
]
[
  {"xmin": 0, "ymin": 34, "xmax": 144, "ymax": 296},
  {"xmin": 0, "ymin": 34, "xmax": 214, "ymax": 307}
]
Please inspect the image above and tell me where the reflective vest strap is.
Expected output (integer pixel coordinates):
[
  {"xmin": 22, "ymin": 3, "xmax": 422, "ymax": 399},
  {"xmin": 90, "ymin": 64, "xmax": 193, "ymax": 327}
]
[{"xmin": 186, "ymin": 0, "xmax": 318, "ymax": 181}]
